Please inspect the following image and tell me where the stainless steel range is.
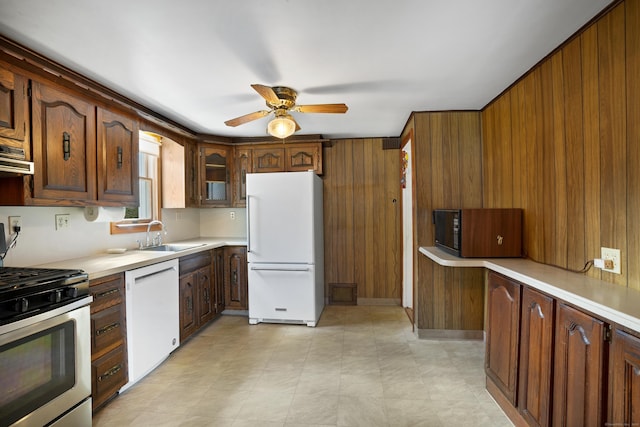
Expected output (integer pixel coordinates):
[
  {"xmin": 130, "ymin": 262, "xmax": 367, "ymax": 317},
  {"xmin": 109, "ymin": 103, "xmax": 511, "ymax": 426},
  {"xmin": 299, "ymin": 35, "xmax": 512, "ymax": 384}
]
[{"xmin": 0, "ymin": 267, "xmax": 93, "ymax": 427}]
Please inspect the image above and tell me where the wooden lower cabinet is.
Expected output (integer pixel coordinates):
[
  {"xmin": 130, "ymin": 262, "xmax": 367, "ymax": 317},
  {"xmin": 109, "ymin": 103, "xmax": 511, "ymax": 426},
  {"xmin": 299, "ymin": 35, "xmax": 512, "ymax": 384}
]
[
  {"xmin": 485, "ymin": 271, "xmax": 521, "ymax": 405},
  {"xmin": 518, "ymin": 287, "xmax": 554, "ymax": 427},
  {"xmin": 89, "ymin": 273, "xmax": 127, "ymax": 412},
  {"xmin": 179, "ymin": 251, "xmax": 216, "ymax": 342},
  {"xmin": 214, "ymin": 247, "xmax": 226, "ymax": 313},
  {"xmin": 224, "ymin": 246, "xmax": 248, "ymax": 310},
  {"xmin": 553, "ymin": 302, "xmax": 606, "ymax": 427},
  {"xmin": 609, "ymin": 328, "xmax": 640, "ymax": 426},
  {"xmin": 486, "ymin": 272, "xmax": 613, "ymax": 427}
]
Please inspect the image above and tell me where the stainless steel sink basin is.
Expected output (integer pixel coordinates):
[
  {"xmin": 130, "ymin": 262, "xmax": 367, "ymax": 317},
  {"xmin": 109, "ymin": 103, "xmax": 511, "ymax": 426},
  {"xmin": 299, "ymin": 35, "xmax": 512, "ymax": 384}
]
[{"xmin": 140, "ymin": 243, "xmax": 206, "ymax": 252}]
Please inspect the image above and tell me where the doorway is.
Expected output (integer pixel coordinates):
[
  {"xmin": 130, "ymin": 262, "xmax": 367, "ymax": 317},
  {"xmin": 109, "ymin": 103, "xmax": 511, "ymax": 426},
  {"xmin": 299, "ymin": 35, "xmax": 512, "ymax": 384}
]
[{"xmin": 401, "ymin": 138, "xmax": 414, "ymax": 323}]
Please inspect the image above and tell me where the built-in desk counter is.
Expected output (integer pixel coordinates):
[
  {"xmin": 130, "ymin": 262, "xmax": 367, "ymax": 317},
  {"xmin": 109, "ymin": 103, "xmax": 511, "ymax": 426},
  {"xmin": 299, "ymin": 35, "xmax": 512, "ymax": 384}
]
[{"xmin": 419, "ymin": 246, "xmax": 640, "ymax": 333}]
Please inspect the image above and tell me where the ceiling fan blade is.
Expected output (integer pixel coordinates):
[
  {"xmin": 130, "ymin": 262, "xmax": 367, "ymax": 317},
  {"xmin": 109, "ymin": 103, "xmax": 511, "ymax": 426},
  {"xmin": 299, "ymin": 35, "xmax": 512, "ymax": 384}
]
[
  {"xmin": 224, "ymin": 110, "xmax": 270, "ymax": 127},
  {"xmin": 251, "ymin": 84, "xmax": 280, "ymax": 104},
  {"xmin": 293, "ymin": 104, "xmax": 348, "ymax": 114}
]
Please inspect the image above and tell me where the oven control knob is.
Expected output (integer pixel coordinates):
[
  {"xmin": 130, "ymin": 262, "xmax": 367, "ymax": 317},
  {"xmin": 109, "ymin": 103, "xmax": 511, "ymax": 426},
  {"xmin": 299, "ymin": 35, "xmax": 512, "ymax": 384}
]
[
  {"xmin": 49, "ymin": 290, "xmax": 62, "ymax": 303},
  {"xmin": 65, "ymin": 287, "xmax": 78, "ymax": 298},
  {"xmin": 14, "ymin": 298, "xmax": 29, "ymax": 313}
]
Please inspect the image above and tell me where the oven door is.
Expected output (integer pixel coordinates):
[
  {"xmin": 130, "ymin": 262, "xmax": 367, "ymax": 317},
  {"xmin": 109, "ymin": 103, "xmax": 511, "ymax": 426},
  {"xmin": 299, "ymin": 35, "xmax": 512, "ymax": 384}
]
[{"xmin": 0, "ymin": 298, "xmax": 91, "ymax": 427}]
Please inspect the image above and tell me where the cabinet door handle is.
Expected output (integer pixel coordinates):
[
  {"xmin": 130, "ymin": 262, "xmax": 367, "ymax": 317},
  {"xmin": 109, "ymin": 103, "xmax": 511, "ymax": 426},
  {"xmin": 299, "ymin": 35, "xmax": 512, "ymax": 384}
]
[
  {"xmin": 62, "ymin": 132, "xmax": 71, "ymax": 161},
  {"xmin": 568, "ymin": 322, "xmax": 590, "ymax": 345},
  {"xmin": 96, "ymin": 321, "xmax": 120, "ymax": 336},
  {"xmin": 117, "ymin": 146, "xmax": 123, "ymax": 169},
  {"xmin": 187, "ymin": 295, "xmax": 193, "ymax": 313},
  {"xmin": 98, "ymin": 364, "xmax": 122, "ymax": 382},
  {"xmin": 94, "ymin": 288, "xmax": 119, "ymax": 299}
]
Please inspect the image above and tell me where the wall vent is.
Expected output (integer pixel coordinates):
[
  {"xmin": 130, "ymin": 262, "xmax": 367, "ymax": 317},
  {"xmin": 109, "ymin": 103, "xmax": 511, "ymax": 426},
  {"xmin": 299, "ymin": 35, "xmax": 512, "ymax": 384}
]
[{"xmin": 382, "ymin": 138, "xmax": 401, "ymax": 150}]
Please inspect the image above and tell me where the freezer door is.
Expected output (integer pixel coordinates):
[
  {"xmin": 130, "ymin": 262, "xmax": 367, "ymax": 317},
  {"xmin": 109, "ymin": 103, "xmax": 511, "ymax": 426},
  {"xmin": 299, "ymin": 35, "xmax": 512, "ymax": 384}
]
[
  {"xmin": 246, "ymin": 172, "xmax": 318, "ymax": 264},
  {"xmin": 248, "ymin": 263, "xmax": 322, "ymax": 327}
]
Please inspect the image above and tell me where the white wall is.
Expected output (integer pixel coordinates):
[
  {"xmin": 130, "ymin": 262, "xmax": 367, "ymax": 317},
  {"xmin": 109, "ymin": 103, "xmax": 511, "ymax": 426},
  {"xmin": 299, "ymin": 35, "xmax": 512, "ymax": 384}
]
[
  {"xmin": 199, "ymin": 208, "xmax": 247, "ymax": 238},
  {"xmin": 0, "ymin": 206, "xmax": 201, "ymax": 267}
]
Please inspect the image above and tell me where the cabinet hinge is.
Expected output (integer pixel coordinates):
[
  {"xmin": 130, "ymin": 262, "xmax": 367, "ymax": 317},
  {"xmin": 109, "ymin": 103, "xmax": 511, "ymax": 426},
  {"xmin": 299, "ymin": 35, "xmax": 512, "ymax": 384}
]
[{"xmin": 604, "ymin": 325, "xmax": 612, "ymax": 343}]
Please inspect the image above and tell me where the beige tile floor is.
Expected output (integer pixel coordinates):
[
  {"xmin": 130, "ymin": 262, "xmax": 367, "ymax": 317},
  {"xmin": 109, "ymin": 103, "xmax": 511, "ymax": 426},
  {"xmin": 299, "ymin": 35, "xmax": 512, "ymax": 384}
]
[{"xmin": 93, "ymin": 305, "xmax": 513, "ymax": 427}]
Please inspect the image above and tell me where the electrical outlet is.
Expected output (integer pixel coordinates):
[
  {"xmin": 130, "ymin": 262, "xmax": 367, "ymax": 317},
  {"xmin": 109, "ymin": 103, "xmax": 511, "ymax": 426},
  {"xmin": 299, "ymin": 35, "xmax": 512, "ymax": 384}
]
[
  {"xmin": 8, "ymin": 216, "xmax": 22, "ymax": 233},
  {"xmin": 230, "ymin": 211, "xmax": 236, "ymax": 220},
  {"xmin": 601, "ymin": 247, "xmax": 621, "ymax": 274},
  {"xmin": 55, "ymin": 214, "xmax": 70, "ymax": 230}
]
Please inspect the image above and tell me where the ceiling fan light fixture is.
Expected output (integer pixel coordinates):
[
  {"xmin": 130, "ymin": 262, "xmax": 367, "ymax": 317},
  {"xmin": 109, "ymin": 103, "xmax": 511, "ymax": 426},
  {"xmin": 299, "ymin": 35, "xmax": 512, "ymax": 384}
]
[{"xmin": 267, "ymin": 114, "xmax": 296, "ymax": 139}]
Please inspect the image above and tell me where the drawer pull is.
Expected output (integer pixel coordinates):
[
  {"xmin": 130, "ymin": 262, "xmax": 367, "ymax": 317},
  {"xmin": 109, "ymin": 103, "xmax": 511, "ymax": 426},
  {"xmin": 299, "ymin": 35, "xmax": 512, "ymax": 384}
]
[
  {"xmin": 98, "ymin": 364, "xmax": 122, "ymax": 382},
  {"xmin": 95, "ymin": 288, "xmax": 119, "ymax": 299},
  {"xmin": 96, "ymin": 322, "xmax": 120, "ymax": 336}
]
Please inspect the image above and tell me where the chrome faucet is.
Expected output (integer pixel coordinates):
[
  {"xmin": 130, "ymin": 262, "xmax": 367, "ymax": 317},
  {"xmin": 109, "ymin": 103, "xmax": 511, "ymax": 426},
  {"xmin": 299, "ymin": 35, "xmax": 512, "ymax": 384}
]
[{"xmin": 144, "ymin": 220, "xmax": 165, "ymax": 248}]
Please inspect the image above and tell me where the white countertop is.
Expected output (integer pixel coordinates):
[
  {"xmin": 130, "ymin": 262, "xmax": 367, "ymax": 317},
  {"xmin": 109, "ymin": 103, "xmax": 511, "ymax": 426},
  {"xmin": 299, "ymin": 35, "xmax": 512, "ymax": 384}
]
[
  {"xmin": 36, "ymin": 238, "xmax": 247, "ymax": 280},
  {"xmin": 419, "ymin": 246, "xmax": 640, "ymax": 333}
]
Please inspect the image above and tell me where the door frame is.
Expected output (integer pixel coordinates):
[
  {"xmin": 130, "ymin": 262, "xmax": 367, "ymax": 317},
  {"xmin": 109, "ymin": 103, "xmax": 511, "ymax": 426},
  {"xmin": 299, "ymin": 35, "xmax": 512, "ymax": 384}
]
[{"xmin": 400, "ymin": 130, "xmax": 416, "ymax": 326}]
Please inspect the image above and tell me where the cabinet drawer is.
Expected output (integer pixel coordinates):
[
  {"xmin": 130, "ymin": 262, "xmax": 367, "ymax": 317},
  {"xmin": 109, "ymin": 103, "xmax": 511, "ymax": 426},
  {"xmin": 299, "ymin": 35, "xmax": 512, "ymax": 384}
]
[
  {"xmin": 90, "ymin": 274, "xmax": 124, "ymax": 313},
  {"xmin": 91, "ymin": 304, "xmax": 125, "ymax": 355},
  {"xmin": 92, "ymin": 345, "xmax": 127, "ymax": 409},
  {"xmin": 179, "ymin": 251, "xmax": 211, "ymax": 274}
]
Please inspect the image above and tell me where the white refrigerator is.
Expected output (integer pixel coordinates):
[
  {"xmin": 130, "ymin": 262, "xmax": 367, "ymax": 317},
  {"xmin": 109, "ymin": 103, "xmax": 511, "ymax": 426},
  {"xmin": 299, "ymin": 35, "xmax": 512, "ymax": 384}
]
[{"xmin": 246, "ymin": 171, "xmax": 324, "ymax": 327}]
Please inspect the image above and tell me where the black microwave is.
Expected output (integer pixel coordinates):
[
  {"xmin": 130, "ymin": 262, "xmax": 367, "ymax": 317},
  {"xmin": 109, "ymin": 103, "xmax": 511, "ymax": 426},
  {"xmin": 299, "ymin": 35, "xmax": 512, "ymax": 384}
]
[{"xmin": 433, "ymin": 209, "xmax": 523, "ymax": 258}]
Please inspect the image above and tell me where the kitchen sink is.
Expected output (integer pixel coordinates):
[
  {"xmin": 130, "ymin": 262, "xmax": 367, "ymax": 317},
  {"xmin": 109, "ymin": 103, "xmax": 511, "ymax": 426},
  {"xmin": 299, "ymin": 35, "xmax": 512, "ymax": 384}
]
[{"xmin": 140, "ymin": 243, "xmax": 206, "ymax": 252}]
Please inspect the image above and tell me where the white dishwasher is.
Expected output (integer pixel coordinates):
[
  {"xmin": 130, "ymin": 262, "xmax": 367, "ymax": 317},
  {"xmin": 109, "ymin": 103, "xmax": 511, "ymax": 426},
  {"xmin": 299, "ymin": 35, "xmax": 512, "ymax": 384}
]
[{"xmin": 122, "ymin": 258, "xmax": 179, "ymax": 391}]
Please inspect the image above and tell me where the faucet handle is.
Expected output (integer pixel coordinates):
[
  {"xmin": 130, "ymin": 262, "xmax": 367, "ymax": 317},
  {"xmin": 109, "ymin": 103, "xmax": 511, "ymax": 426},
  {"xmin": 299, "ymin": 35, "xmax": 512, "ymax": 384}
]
[{"xmin": 136, "ymin": 239, "xmax": 143, "ymax": 249}]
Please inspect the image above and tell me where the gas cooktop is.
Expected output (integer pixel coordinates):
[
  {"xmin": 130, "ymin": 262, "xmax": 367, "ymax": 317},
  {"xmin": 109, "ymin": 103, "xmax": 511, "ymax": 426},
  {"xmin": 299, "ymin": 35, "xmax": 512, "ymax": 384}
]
[
  {"xmin": 0, "ymin": 267, "xmax": 87, "ymax": 291},
  {"xmin": 0, "ymin": 267, "xmax": 90, "ymax": 324}
]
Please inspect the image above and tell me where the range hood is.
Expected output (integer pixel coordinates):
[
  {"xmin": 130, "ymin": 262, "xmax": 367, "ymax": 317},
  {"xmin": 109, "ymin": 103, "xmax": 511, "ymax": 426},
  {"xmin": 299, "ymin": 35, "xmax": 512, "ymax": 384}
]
[{"xmin": 0, "ymin": 145, "xmax": 34, "ymax": 175}]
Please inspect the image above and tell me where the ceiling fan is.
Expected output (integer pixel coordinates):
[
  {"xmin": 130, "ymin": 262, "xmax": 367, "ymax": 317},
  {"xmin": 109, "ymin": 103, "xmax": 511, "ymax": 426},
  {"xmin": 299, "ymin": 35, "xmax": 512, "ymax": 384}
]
[{"xmin": 224, "ymin": 84, "xmax": 348, "ymax": 138}]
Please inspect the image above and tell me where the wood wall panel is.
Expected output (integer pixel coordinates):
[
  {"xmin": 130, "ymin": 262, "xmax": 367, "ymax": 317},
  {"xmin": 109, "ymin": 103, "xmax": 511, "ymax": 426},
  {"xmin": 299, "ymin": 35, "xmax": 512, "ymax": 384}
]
[
  {"xmin": 323, "ymin": 138, "xmax": 401, "ymax": 301},
  {"xmin": 482, "ymin": 0, "xmax": 640, "ymax": 290},
  {"xmin": 627, "ymin": 0, "xmax": 640, "ymax": 289},
  {"xmin": 409, "ymin": 111, "xmax": 484, "ymax": 331}
]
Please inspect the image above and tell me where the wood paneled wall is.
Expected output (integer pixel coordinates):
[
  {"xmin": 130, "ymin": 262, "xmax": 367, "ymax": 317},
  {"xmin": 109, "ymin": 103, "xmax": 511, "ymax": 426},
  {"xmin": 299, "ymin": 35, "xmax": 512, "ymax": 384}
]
[
  {"xmin": 406, "ymin": 112, "xmax": 485, "ymax": 331},
  {"xmin": 323, "ymin": 139, "xmax": 402, "ymax": 301},
  {"xmin": 482, "ymin": 0, "xmax": 640, "ymax": 289}
]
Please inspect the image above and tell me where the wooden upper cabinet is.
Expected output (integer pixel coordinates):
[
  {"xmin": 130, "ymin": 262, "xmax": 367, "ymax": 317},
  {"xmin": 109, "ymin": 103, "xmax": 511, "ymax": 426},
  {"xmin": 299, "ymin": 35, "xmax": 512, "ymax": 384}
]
[
  {"xmin": 518, "ymin": 286, "xmax": 554, "ymax": 427},
  {"xmin": 233, "ymin": 147, "xmax": 252, "ymax": 207},
  {"xmin": 31, "ymin": 81, "xmax": 97, "ymax": 203},
  {"xmin": 200, "ymin": 144, "xmax": 232, "ymax": 206},
  {"xmin": 285, "ymin": 143, "xmax": 322, "ymax": 174},
  {"xmin": 249, "ymin": 141, "xmax": 323, "ymax": 175},
  {"xmin": 185, "ymin": 141, "xmax": 200, "ymax": 207},
  {"xmin": 252, "ymin": 146, "xmax": 285, "ymax": 173},
  {"xmin": 553, "ymin": 302, "xmax": 606, "ymax": 427},
  {"xmin": 485, "ymin": 271, "xmax": 521, "ymax": 405},
  {"xmin": 0, "ymin": 64, "xmax": 28, "ymax": 150},
  {"xmin": 610, "ymin": 328, "xmax": 640, "ymax": 426},
  {"xmin": 97, "ymin": 107, "xmax": 138, "ymax": 205}
]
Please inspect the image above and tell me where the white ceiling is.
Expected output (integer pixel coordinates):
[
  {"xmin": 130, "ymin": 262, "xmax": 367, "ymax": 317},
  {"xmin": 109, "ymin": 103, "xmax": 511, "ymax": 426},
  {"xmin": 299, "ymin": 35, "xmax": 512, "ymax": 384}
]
[{"xmin": 0, "ymin": 0, "xmax": 612, "ymax": 139}]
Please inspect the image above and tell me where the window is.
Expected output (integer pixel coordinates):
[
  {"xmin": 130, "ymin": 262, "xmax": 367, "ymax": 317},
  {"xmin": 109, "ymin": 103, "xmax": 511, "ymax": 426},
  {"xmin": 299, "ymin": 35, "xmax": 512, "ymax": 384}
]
[{"xmin": 110, "ymin": 131, "xmax": 162, "ymax": 234}]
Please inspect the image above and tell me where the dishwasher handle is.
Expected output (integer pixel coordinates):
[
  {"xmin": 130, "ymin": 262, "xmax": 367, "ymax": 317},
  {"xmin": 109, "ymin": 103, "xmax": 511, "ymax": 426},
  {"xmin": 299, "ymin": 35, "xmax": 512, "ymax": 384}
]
[{"xmin": 132, "ymin": 266, "xmax": 177, "ymax": 283}]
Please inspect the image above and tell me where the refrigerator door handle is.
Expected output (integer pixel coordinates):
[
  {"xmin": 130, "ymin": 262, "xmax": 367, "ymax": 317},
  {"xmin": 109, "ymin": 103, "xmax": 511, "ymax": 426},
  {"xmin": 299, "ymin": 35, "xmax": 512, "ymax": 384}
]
[
  {"xmin": 250, "ymin": 266, "xmax": 311, "ymax": 272},
  {"xmin": 246, "ymin": 195, "xmax": 252, "ymax": 253}
]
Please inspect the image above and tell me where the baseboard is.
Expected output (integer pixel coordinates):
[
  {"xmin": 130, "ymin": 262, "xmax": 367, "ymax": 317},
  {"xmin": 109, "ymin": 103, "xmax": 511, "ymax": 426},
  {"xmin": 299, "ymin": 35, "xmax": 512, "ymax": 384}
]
[
  {"xmin": 416, "ymin": 328, "xmax": 484, "ymax": 340},
  {"xmin": 356, "ymin": 298, "xmax": 401, "ymax": 306},
  {"xmin": 222, "ymin": 309, "xmax": 248, "ymax": 316},
  {"xmin": 486, "ymin": 377, "xmax": 528, "ymax": 427}
]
